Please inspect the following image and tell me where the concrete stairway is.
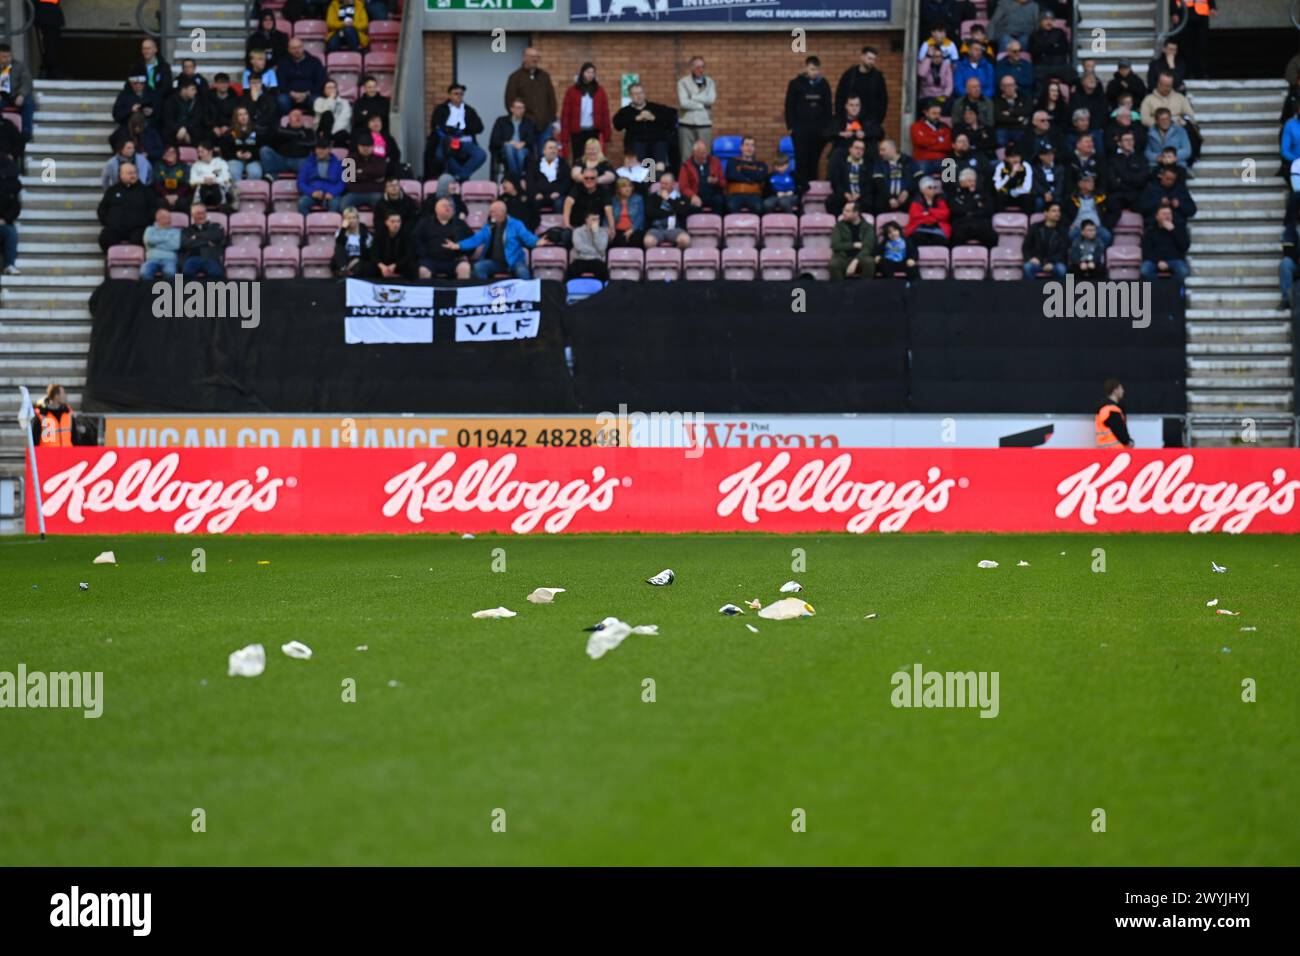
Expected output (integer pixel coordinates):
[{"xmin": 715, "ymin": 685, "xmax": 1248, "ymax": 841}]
[
  {"xmin": 1183, "ymin": 78, "xmax": 1293, "ymax": 446},
  {"xmin": 1075, "ymin": 0, "xmax": 1157, "ymax": 77},
  {"xmin": 175, "ymin": 0, "xmax": 251, "ymax": 82},
  {"xmin": 0, "ymin": 80, "xmax": 118, "ymax": 489}
]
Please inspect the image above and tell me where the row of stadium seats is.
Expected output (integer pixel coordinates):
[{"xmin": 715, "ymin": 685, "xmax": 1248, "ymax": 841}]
[
  {"xmin": 106, "ymin": 241, "xmax": 1155, "ymax": 283},
  {"xmin": 252, "ymin": 18, "xmax": 401, "ymax": 60}
]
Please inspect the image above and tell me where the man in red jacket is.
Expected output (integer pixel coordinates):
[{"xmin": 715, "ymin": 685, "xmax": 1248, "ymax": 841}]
[
  {"xmin": 679, "ymin": 139, "xmax": 726, "ymax": 213},
  {"xmin": 910, "ymin": 100, "xmax": 953, "ymax": 176}
]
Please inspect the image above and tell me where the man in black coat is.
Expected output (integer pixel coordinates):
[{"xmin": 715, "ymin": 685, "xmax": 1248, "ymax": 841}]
[
  {"xmin": 834, "ymin": 46, "xmax": 888, "ymax": 132},
  {"xmin": 785, "ymin": 56, "xmax": 834, "ymax": 193},
  {"xmin": 1106, "ymin": 129, "xmax": 1150, "ymax": 216},
  {"xmin": 427, "ymin": 83, "xmax": 487, "ymax": 182},
  {"xmin": 97, "ymin": 162, "xmax": 159, "ymax": 251},
  {"xmin": 612, "ymin": 83, "xmax": 677, "ymax": 174}
]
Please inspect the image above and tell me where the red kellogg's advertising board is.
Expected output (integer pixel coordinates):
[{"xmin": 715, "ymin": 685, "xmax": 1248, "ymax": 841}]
[{"xmin": 25, "ymin": 447, "xmax": 1300, "ymax": 535}]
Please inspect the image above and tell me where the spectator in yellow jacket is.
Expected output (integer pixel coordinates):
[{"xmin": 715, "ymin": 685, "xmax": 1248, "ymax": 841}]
[{"xmin": 326, "ymin": 1, "xmax": 368, "ymax": 53}]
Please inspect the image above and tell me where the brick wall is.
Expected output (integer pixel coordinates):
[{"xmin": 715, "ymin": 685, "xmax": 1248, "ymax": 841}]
[{"xmin": 422, "ymin": 30, "xmax": 905, "ymax": 179}]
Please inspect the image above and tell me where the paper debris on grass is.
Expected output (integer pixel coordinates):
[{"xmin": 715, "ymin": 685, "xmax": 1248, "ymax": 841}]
[
  {"xmin": 281, "ymin": 640, "xmax": 313, "ymax": 660},
  {"xmin": 757, "ymin": 597, "xmax": 815, "ymax": 620},
  {"xmin": 526, "ymin": 587, "xmax": 566, "ymax": 604},
  {"xmin": 1215, "ymin": 609, "xmax": 1240, "ymax": 616},
  {"xmin": 586, "ymin": 619, "xmax": 633, "ymax": 659},
  {"xmin": 92, "ymin": 551, "xmax": 116, "ymax": 565},
  {"xmin": 977, "ymin": 560, "xmax": 999, "ymax": 569},
  {"xmin": 1240, "ymin": 626, "xmax": 1257, "ymax": 632},
  {"xmin": 78, "ymin": 582, "xmax": 89, "ymax": 591},
  {"xmin": 718, "ymin": 603, "xmax": 745, "ymax": 615},
  {"xmin": 631, "ymin": 624, "xmax": 658, "ymax": 635},
  {"xmin": 257, "ymin": 560, "xmax": 271, "ymax": 565},
  {"xmin": 1212, "ymin": 562, "xmax": 1228, "ymax": 573},
  {"xmin": 746, "ymin": 624, "xmax": 759, "ymax": 634},
  {"xmin": 1017, "ymin": 561, "xmax": 1030, "ymax": 567},
  {"xmin": 472, "ymin": 606, "xmax": 517, "ymax": 619},
  {"xmin": 356, "ymin": 645, "xmax": 368, "ymax": 651},
  {"xmin": 1207, "ymin": 598, "xmax": 1219, "ymax": 607},
  {"xmin": 461, "ymin": 533, "xmax": 475, "ymax": 539},
  {"xmin": 864, "ymin": 612, "xmax": 878, "ymax": 620},
  {"xmin": 228, "ymin": 643, "xmax": 266, "ymax": 677},
  {"xmin": 646, "ymin": 569, "xmax": 675, "ymax": 586},
  {"xmin": 779, "ymin": 581, "xmax": 803, "ymax": 593},
  {"xmin": 745, "ymin": 598, "xmax": 762, "ymax": 609}
]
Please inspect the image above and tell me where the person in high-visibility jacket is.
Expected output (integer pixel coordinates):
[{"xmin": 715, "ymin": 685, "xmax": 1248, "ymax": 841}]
[
  {"xmin": 1173, "ymin": 0, "xmax": 1216, "ymax": 81},
  {"xmin": 31, "ymin": 383, "xmax": 74, "ymax": 447},
  {"xmin": 1095, "ymin": 379, "xmax": 1135, "ymax": 449}
]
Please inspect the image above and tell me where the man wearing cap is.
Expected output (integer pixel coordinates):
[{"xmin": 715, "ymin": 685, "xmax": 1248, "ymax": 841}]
[
  {"xmin": 429, "ymin": 83, "xmax": 486, "ymax": 182},
  {"xmin": 112, "ymin": 74, "xmax": 161, "ymax": 134},
  {"xmin": 1106, "ymin": 59, "xmax": 1148, "ymax": 110},
  {"xmin": 296, "ymin": 139, "xmax": 345, "ymax": 214},
  {"xmin": 1029, "ymin": 142, "xmax": 1066, "ymax": 212}
]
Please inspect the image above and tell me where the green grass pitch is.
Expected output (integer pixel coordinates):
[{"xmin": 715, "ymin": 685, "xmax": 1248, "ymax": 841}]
[{"xmin": 2, "ymin": 532, "xmax": 1297, "ymax": 866}]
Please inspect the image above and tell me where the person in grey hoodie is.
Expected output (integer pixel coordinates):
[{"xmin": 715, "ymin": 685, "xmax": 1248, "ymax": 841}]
[
  {"xmin": 676, "ymin": 56, "xmax": 716, "ymax": 164},
  {"xmin": 102, "ymin": 138, "xmax": 152, "ymax": 188},
  {"xmin": 139, "ymin": 207, "xmax": 181, "ymax": 279},
  {"xmin": 991, "ymin": 0, "xmax": 1041, "ymax": 52}
]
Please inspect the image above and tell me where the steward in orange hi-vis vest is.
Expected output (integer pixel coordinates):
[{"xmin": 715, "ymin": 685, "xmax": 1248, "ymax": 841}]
[
  {"xmin": 31, "ymin": 383, "xmax": 73, "ymax": 447},
  {"xmin": 1095, "ymin": 379, "xmax": 1133, "ymax": 449}
]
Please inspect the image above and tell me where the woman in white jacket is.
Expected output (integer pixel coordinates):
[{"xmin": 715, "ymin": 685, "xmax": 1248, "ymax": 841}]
[
  {"xmin": 188, "ymin": 141, "xmax": 234, "ymax": 211},
  {"xmin": 313, "ymin": 79, "xmax": 353, "ymax": 147}
]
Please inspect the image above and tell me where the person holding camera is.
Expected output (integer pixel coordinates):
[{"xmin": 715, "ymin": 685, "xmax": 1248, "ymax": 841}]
[{"xmin": 428, "ymin": 83, "xmax": 486, "ymax": 183}]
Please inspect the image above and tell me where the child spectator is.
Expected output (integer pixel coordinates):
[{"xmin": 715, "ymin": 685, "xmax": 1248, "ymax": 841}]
[
  {"xmin": 153, "ymin": 144, "xmax": 191, "ymax": 212},
  {"xmin": 1069, "ymin": 220, "xmax": 1107, "ymax": 279},
  {"xmin": 875, "ymin": 220, "xmax": 918, "ymax": 279},
  {"xmin": 765, "ymin": 155, "xmax": 797, "ymax": 213}
]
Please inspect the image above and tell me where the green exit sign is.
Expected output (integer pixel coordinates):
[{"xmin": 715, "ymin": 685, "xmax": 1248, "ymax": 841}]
[{"xmin": 428, "ymin": 0, "xmax": 555, "ymax": 9}]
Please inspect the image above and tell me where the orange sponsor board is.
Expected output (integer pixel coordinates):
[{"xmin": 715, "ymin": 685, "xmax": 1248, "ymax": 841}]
[{"xmin": 104, "ymin": 417, "xmax": 622, "ymax": 449}]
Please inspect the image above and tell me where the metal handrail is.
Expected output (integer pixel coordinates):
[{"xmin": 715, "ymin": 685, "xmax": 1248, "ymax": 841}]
[
  {"xmin": 1292, "ymin": 0, "xmax": 1300, "ymax": 31},
  {"xmin": 1157, "ymin": 1, "xmax": 1192, "ymax": 47},
  {"xmin": 9, "ymin": 0, "xmax": 35, "ymax": 36}
]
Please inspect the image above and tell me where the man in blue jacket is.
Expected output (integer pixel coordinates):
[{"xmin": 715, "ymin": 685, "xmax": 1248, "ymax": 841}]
[
  {"xmin": 296, "ymin": 140, "xmax": 345, "ymax": 214},
  {"xmin": 447, "ymin": 200, "xmax": 552, "ymax": 279},
  {"xmin": 954, "ymin": 41, "xmax": 994, "ymax": 99}
]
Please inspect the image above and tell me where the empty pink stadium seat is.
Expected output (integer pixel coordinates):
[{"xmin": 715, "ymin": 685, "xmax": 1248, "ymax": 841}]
[
  {"xmin": 607, "ymin": 247, "xmax": 644, "ymax": 281},
  {"xmin": 293, "ymin": 19, "xmax": 327, "ymax": 40},
  {"xmin": 1115, "ymin": 210, "xmax": 1143, "ymax": 236},
  {"xmin": 368, "ymin": 21, "xmax": 401, "ymax": 56},
  {"xmin": 951, "ymin": 245, "xmax": 989, "ymax": 280},
  {"xmin": 235, "ymin": 178, "xmax": 270, "ymax": 214},
  {"xmin": 271, "ymin": 179, "xmax": 300, "ymax": 212},
  {"xmin": 803, "ymin": 180, "xmax": 832, "ymax": 206},
  {"xmin": 529, "ymin": 246, "xmax": 568, "ymax": 282},
  {"xmin": 331, "ymin": 147, "xmax": 348, "ymax": 162},
  {"xmin": 799, "ymin": 212, "xmax": 836, "ymax": 251},
  {"xmin": 267, "ymin": 212, "xmax": 304, "ymax": 248},
  {"xmin": 460, "ymin": 180, "xmax": 498, "ymax": 219},
  {"xmin": 400, "ymin": 179, "xmax": 422, "ymax": 203},
  {"xmin": 364, "ymin": 51, "xmax": 397, "ymax": 97},
  {"xmin": 761, "ymin": 213, "xmax": 798, "ymax": 249},
  {"xmin": 684, "ymin": 213, "xmax": 721, "ymax": 249},
  {"xmin": 645, "ymin": 247, "xmax": 681, "ymax": 281},
  {"xmin": 207, "ymin": 211, "xmax": 228, "ymax": 233},
  {"xmin": 990, "ymin": 246, "xmax": 1023, "ymax": 281},
  {"xmin": 262, "ymin": 245, "xmax": 300, "ymax": 279},
  {"xmin": 106, "ymin": 244, "xmax": 144, "ymax": 279},
  {"xmin": 723, "ymin": 213, "xmax": 760, "ymax": 250},
  {"xmin": 1108, "ymin": 245, "xmax": 1141, "ymax": 280},
  {"xmin": 760, "ymin": 247, "xmax": 797, "ymax": 280},
  {"xmin": 301, "ymin": 244, "xmax": 334, "ymax": 278},
  {"xmin": 306, "ymin": 211, "xmax": 342, "ymax": 246},
  {"xmin": 537, "ymin": 213, "xmax": 564, "ymax": 234},
  {"xmin": 875, "ymin": 212, "xmax": 908, "ymax": 237},
  {"xmin": 992, "ymin": 212, "xmax": 1028, "ymax": 237},
  {"xmin": 721, "ymin": 246, "xmax": 758, "ymax": 280},
  {"xmin": 1028, "ymin": 212, "xmax": 1045, "ymax": 227},
  {"xmin": 797, "ymin": 247, "xmax": 830, "ymax": 280},
  {"xmin": 169, "ymin": 213, "xmax": 189, "ymax": 229},
  {"xmin": 683, "ymin": 247, "xmax": 719, "ymax": 280},
  {"xmin": 224, "ymin": 245, "xmax": 261, "ymax": 280},
  {"xmin": 466, "ymin": 209, "xmax": 487, "ymax": 229},
  {"xmin": 1112, "ymin": 231, "xmax": 1140, "ymax": 249},
  {"xmin": 422, "ymin": 179, "xmax": 441, "ymax": 200},
  {"xmin": 326, "ymin": 52, "xmax": 363, "ymax": 90},
  {"xmin": 358, "ymin": 210, "xmax": 374, "ymax": 230},
  {"xmin": 918, "ymin": 246, "xmax": 950, "ymax": 280},
  {"xmin": 2, "ymin": 111, "xmax": 21, "ymax": 133},
  {"xmin": 228, "ymin": 211, "xmax": 266, "ymax": 248},
  {"xmin": 178, "ymin": 146, "xmax": 197, "ymax": 164}
]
